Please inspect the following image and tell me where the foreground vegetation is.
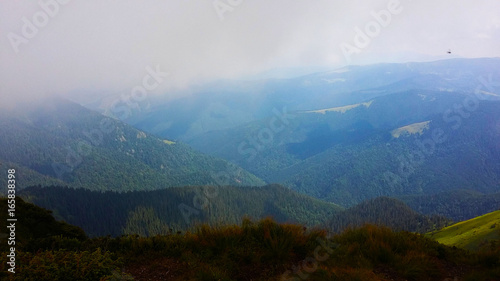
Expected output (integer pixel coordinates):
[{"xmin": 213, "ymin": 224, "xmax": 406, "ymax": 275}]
[{"xmin": 1, "ymin": 198, "xmax": 499, "ymax": 280}]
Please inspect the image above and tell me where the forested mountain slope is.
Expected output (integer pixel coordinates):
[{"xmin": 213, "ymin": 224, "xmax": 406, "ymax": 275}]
[
  {"xmin": 19, "ymin": 184, "xmax": 343, "ymax": 237},
  {"xmin": 188, "ymin": 91, "xmax": 500, "ymax": 206},
  {"xmin": 0, "ymin": 98, "xmax": 264, "ymax": 192},
  {"xmin": 327, "ymin": 197, "xmax": 451, "ymax": 234},
  {"xmin": 400, "ymin": 189, "xmax": 500, "ymax": 221}
]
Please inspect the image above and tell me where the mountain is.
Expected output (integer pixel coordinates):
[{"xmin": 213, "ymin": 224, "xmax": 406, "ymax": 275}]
[
  {"xmin": 19, "ymin": 184, "xmax": 343, "ymax": 237},
  {"xmin": 95, "ymin": 58, "xmax": 500, "ymax": 207},
  {"xmin": 103, "ymin": 57, "xmax": 500, "ymax": 141},
  {"xmin": 0, "ymin": 98, "xmax": 264, "ymax": 192},
  {"xmin": 427, "ymin": 210, "xmax": 500, "ymax": 251},
  {"xmin": 187, "ymin": 90, "xmax": 500, "ymax": 206},
  {"xmin": 327, "ymin": 197, "xmax": 451, "ymax": 234}
]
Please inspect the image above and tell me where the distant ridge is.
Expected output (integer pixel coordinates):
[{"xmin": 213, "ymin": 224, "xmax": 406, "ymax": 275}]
[{"xmin": 327, "ymin": 197, "xmax": 450, "ymax": 234}]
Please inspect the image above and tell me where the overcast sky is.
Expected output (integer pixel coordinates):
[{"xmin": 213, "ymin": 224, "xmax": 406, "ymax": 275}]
[{"xmin": 1, "ymin": 0, "xmax": 499, "ymax": 104}]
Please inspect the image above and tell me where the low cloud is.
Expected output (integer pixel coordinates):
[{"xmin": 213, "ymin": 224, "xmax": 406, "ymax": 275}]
[{"xmin": 1, "ymin": 0, "xmax": 499, "ymax": 105}]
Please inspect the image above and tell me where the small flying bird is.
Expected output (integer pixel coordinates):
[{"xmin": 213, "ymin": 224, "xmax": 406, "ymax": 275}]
[{"xmin": 447, "ymin": 49, "xmax": 452, "ymax": 54}]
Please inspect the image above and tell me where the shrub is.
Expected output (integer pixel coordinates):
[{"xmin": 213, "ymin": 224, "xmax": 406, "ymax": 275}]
[{"xmin": 0, "ymin": 249, "xmax": 123, "ymax": 281}]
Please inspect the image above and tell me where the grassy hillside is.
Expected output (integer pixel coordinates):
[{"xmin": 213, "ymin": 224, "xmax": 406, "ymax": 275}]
[{"xmin": 428, "ymin": 210, "xmax": 500, "ymax": 251}]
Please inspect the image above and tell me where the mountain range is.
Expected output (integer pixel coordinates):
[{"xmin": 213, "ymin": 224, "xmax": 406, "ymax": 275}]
[
  {"xmin": 1, "ymin": 57, "xmax": 499, "ymax": 238},
  {"xmin": 2, "ymin": 57, "xmax": 500, "ymax": 279},
  {"xmin": 175, "ymin": 58, "xmax": 500, "ymax": 206},
  {"xmin": 107, "ymin": 57, "xmax": 500, "ymax": 141}
]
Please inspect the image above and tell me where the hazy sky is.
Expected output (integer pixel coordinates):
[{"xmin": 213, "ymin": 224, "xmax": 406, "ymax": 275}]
[{"xmin": 1, "ymin": 0, "xmax": 499, "ymax": 104}]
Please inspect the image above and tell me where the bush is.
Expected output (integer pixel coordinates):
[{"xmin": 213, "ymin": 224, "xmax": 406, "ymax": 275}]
[{"xmin": 0, "ymin": 249, "xmax": 123, "ymax": 281}]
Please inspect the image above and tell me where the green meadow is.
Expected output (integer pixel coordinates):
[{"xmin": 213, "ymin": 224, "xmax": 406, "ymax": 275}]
[{"xmin": 428, "ymin": 210, "xmax": 500, "ymax": 250}]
